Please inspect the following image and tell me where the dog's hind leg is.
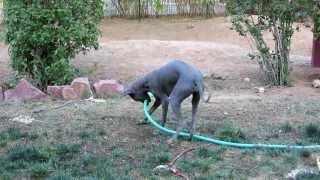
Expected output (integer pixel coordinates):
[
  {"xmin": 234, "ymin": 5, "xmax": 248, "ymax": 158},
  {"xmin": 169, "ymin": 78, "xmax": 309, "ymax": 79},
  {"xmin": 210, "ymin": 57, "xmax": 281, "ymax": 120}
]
[
  {"xmin": 189, "ymin": 92, "xmax": 200, "ymax": 140},
  {"xmin": 167, "ymin": 80, "xmax": 193, "ymax": 143}
]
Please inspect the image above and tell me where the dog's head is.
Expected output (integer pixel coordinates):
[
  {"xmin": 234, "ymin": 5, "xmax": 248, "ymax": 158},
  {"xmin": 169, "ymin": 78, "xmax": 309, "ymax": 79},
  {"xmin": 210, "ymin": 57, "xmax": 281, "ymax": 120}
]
[{"xmin": 122, "ymin": 78, "xmax": 151, "ymax": 103}]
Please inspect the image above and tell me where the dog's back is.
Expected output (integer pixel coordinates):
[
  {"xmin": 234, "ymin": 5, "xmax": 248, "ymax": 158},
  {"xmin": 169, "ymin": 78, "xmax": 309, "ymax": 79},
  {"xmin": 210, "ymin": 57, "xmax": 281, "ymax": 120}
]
[{"xmin": 148, "ymin": 60, "xmax": 204, "ymax": 97}]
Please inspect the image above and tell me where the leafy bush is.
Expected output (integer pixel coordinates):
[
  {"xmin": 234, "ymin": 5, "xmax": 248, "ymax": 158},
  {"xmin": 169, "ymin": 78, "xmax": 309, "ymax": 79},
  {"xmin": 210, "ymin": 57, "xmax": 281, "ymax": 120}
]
[
  {"xmin": 3, "ymin": 0, "xmax": 104, "ymax": 89},
  {"xmin": 226, "ymin": 0, "xmax": 305, "ymax": 86}
]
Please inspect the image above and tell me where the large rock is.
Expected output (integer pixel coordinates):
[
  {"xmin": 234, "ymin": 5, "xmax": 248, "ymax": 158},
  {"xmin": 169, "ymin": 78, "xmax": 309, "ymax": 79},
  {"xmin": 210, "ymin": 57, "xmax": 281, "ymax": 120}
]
[
  {"xmin": 0, "ymin": 87, "xmax": 4, "ymax": 102},
  {"xmin": 47, "ymin": 86, "xmax": 67, "ymax": 99},
  {"xmin": 93, "ymin": 79, "xmax": 124, "ymax": 98},
  {"xmin": 62, "ymin": 86, "xmax": 80, "ymax": 100},
  {"xmin": 70, "ymin": 77, "xmax": 92, "ymax": 99},
  {"xmin": 4, "ymin": 79, "xmax": 47, "ymax": 102}
]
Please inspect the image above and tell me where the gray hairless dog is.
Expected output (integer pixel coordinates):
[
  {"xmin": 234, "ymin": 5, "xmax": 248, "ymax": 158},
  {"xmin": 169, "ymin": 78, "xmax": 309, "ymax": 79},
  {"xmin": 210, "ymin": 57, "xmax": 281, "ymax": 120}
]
[{"xmin": 123, "ymin": 60, "xmax": 207, "ymax": 142}]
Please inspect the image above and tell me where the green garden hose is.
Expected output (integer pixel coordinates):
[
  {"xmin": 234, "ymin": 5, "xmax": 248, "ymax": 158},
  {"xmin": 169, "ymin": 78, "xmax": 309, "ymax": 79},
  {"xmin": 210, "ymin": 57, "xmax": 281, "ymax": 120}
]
[{"xmin": 144, "ymin": 93, "xmax": 320, "ymax": 149}]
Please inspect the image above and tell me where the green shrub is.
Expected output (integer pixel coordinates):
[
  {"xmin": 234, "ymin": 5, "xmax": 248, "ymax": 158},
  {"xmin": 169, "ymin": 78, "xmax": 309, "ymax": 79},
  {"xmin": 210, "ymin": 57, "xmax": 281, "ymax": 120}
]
[
  {"xmin": 226, "ymin": 0, "xmax": 305, "ymax": 86},
  {"xmin": 3, "ymin": 0, "xmax": 104, "ymax": 89},
  {"xmin": 280, "ymin": 122, "xmax": 293, "ymax": 133}
]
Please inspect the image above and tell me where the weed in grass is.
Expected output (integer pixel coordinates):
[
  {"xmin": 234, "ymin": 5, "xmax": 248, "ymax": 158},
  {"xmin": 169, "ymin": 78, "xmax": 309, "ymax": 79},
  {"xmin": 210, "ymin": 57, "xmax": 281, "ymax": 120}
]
[
  {"xmin": 258, "ymin": 160, "xmax": 275, "ymax": 172},
  {"xmin": 7, "ymin": 145, "xmax": 51, "ymax": 162},
  {"xmin": 296, "ymin": 173, "xmax": 320, "ymax": 180},
  {"xmin": 0, "ymin": 128, "xmax": 28, "ymax": 147},
  {"xmin": 47, "ymin": 171, "xmax": 73, "ymax": 180},
  {"xmin": 283, "ymin": 152, "xmax": 299, "ymax": 166},
  {"xmin": 197, "ymin": 147, "xmax": 212, "ymax": 158},
  {"xmin": 303, "ymin": 123, "xmax": 320, "ymax": 143},
  {"xmin": 0, "ymin": 174, "xmax": 13, "ymax": 180},
  {"xmin": 31, "ymin": 163, "xmax": 50, "ymax": 178},
  {"xmin": 95, "ymin": 159, "xmax": 117, "ymax": 179},
  {"xmin": 305, "ymin": 124, "xmax": 319, "ymax": 137},
  {"xmin": 209, "ymin": 169, "xmax": 238, "ymax": 179},
  {"xmin": 145, "ymin": 151, "xmax": 171, "ymax": 166},
  {"xmin": 196, "ymin": 147, "xmax": 226, "ymax": 161},
  {"xmin": 264, "ymin": 149, "xmax": 288, "ymax": 158},
  {"xmin": 26, "ymin": 132, "xmax": 39, "ymax": 140},
  {"xmin": 7, "ymin": 128, "xmax": 26, "ymax": 140},
  {"xmin": 0, "ymin": 133, "xmax": 8, "ymax": 147},
  {"xmin": 97, "ymin": 129, "xmax": 106, "ymax": 136},
  {"xmin": 280, "ymin": 122, "xmax": 293, "ymax": 133},
  {"xmin": 82, "ymin": 153, "xmax": 99, "ymax": 168},
  {"xmin": 79, "ymin": 131, "xmax": 97, "ymax": 141},
  {"xmin": 54, "ymin": 144, "xmax": 81, "ymax": 160},
  {"xmin": 216, "ymin": 125, "xmax": 246, "ymax": 142},
  {"xmin": 111, "ymin": 148, "xmax": 126, "ymax": 158},
  {"xmin": 178, "ymin": 158, "xmax": 213, "ymax": 174},
  {"xmin": 5, "ymin": 160, "xmax": 29, "ymax": 170}
]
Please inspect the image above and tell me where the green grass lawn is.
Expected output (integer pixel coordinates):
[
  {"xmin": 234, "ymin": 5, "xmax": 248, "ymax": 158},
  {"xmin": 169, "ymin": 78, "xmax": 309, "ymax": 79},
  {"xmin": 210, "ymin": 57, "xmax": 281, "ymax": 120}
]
[{"xmin": 1, "ymin": 96, "xmax": 320, "ymax": 179}]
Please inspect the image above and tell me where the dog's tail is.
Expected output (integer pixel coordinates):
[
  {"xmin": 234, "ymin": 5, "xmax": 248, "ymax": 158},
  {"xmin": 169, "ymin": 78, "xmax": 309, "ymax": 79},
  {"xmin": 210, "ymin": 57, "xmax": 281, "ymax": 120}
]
[{"xmin": 195, "ymin": 80, "xmax": 211, "ymax": 103}]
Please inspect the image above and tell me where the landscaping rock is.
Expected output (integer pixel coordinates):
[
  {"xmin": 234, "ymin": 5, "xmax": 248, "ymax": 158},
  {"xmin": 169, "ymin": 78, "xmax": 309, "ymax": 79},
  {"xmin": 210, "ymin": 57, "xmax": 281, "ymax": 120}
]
[
  {"xmin": 4, "ymin": 79, "xmax": 47, "ymax": 101},
  {"xmin": 312, "ymin": 79, "xmax": 320, "ymax": 88},
  {"xmin": 70, "ymin": 77, "xmax": 92, "ymax": 99},
  {"xmin": 214, "ymin": 3, "xmax": 226, "ymax": 16},
  {"xmin": 0, "ymin": 87, "xmax": 4, "ymax": 101},
  {"xmin": 47, "ymin": 86, "xmax": 67, "ymax": 99},
  {"xmin": 93, "ymin": 79, "xmax": 124, "ymax": 98},
  {"xmin": 62, "ymin": 86, "xmax": 80, "ymax": 100}
]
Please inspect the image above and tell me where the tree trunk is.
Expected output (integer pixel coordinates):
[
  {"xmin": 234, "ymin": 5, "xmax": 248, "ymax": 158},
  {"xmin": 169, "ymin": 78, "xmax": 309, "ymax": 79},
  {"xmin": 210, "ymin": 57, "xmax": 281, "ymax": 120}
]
[{"xmin": 312, "ymin": 37, "xmax": 320, "ymax": 67}]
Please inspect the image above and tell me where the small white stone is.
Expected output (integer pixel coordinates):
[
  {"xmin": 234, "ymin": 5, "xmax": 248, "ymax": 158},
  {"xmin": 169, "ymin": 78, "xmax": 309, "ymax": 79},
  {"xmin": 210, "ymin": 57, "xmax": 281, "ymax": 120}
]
[
  {"xmin": 255, "ymin": 87, "xmax": 265, "ymax": 93},
  {"xmin": 11, "ymin": 115, "xmax": 35, "ymax": 124},
  {"xmin": 244, "ymin": 77, "xmax": 250, "ymax": 82},
  {"xmin": 312, "ymin": 79, "xmax": 320, "ymax": 88}
]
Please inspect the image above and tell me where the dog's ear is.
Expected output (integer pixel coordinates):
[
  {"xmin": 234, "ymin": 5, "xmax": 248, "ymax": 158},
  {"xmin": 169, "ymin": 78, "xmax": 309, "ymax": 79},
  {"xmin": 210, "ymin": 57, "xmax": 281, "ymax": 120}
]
[
  {"xmin": 143, "ymin": 81, "xmax": 149, "ymax": 91},
  {"xmin": 121, "ymin": 87, "xmax": 133, "ymax": 97}
]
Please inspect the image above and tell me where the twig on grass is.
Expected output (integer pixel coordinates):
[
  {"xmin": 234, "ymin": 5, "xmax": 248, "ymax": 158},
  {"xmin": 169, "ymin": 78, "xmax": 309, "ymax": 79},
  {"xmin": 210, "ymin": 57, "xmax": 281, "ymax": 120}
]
[
  {"xmin": 154, "ymin": 144, "xmax": 212, "ymax": 180},
  {"xmin": 32, "ymin": 97, "xmax": 106, "ymax": 114},
  {"xmin": 32, "ymin": 100, "xmax": 78, "ymax": 114}
]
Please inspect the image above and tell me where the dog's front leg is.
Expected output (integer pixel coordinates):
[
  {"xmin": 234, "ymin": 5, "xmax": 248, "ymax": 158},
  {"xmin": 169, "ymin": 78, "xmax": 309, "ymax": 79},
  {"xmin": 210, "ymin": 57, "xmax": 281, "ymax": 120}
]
[
  {"xmin": 167, "ymin": 98, "xmax": 183, "ymax": 143},
  {"xmin": 161, "ymin": 96, "xmax": 169, "ymax": 127}
]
